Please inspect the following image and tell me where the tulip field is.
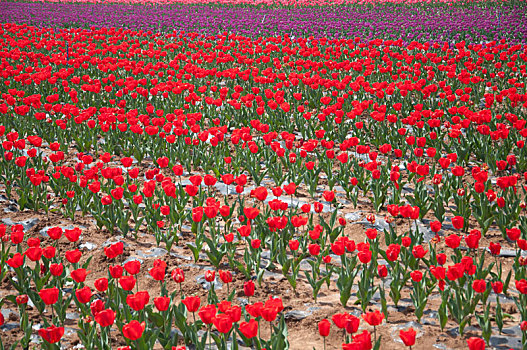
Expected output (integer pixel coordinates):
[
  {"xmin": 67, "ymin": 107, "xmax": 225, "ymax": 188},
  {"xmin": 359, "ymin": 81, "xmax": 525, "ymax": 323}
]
[{"xmin": 1, "ymin": 0, "xmax": 527, "ymax": 349}]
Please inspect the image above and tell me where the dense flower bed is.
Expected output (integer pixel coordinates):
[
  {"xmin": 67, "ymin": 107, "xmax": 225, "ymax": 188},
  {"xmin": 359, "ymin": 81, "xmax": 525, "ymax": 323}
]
[
  {"xmin": 0, "ymin": 0, "xmax": 527, "ymax": 349},
  {"xmin": 1, "ymin": 1, "xmax": 527, "ymax": 43}
]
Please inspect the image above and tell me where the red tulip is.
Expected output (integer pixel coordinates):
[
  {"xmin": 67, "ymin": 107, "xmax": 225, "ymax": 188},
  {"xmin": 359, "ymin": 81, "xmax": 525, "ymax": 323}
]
[
  {"xmin": 90, "ymin": 299, "xmax": 104, "ymax": 317},
  {"xmin": 358, "ymin": 249, "xmax": 372, "ymax": 264},
  {"xmin": 75, "ymin": 286, "xmax": 92, "ymax": 304},
  {"xmin": 225, "ymin": 305, "xmax": 241, "ymax": 323},
  {"xmin": 322, "ymin": 190, "xmax": 335, "ymax": 202},
  {"xmin": 465, "ymin": 233, "xmax": 480, "ymax": 249},
  {"xmin": 243, "ymin": 207, "xmax": 260, "ymax": 220},
  {"xmin": 126, "ymin": 291, "xmax": 150, "ymax": 311},
  {"xmin": 261, "ymin": 305, "xmax": 279, "ymax": 322},
  {"xmin": 212, "ymin": 313, "xmax": 233, "ymax": 334},
  {"xmin": 318, "ymin": 319, "xmax": 331, "ymax": 337},
  {"xmin": 377, "ymin": 265, "xmax": 388, "ymax": 278},
  {"xmin": 345, "ymin": 315, "xmax": 360, "ymax": 334},
  {"xmin": 124, "ymin": 260, "xmax": 141, "ymax": 275},
  {"xmin": 507, "ymin": 228, "xmax": 521, "ymax": 241},
  {"xmin": 348, "ymin": 330, "xmax": 372, "ymax": 349},
  {"xmin": 308, "ymin": 243, "xmax": 321, "ymax": 256},
  {"xmin": 43, "ymin": 246, "xmax": 56, "ymax": 259},
  {"xmin": 39, "ymin": 287, "xmax": 59, "ymax": 305},
  {"xmin": 182, "ymin": 296, "xmax": 201, "ymax": 313},
  {"xmin": 362, "ymin": 310, "xmax": 384, "ymax": 326},
  {"xmin": 489, "ymin": 242, "xmax": 501, "ymax": 256},
  {"xmin": 451, "ymin": 216, "xmax": 464, "ymax": 230},
  {"xmin": 386, "ymin": 244, "xmax": 401, "ymax": 262},
  {"xmin": 108, "ymin": 265, "xmax": 123, "ymax": 278},
  {"xmin": 94, "ymin": 278, "xmax": 109, "ymax": 292},
  {"xmin": 411, "ymin": 270, "xmax": 423, "ymax": 282},
  {"xmin": 122, "ymin": 320, "xmax": 145, "ymax": 341},
  {"xmin": 16, "ymin": 295, "xmax": 28, "ymax": 305},
  {"xmin": 95, "ymin": 309, "xmax": 116, "ymax": 327},
  {"xmin": 491, "ymin": 281, "xmax": 503, "ymax": 294},
  {"xmin": 472, "ymin": 280, "xmax": 487, "ymax": 293},
  {"xmin": 411, "ymin": 245, "xmax": 428, "ymax": 259},
  {"xmin": 251, "ymin": 239, "xmax": 261, "ymax": 249},
  {"xmin": 399, "ymin": 328, "xmax": 416, "ymax": 346},
  {"xmin": 38, "ymin": 325, "xmax": 64, "ymax": 344},
  {"xmin": 239, "ymin": 319, "xmax": 258, "ymax": 338},
  {"xmin": 71, "ymin": 268, "xmax": 88, "ymax": 283},
  {"xmin": 47, "ymin": 227, "xmax": 63, "ymax": 240},
  {"xmin": 365, "ymin": 229, "xmax": 377, "ymax": 240},
  {"xmin": 219, "ymin": 270, "xmax": 232, "ymax": 284},
  {"xmin": 171, "ymin": 268, "xmax": 185, "ymax": 283},
  {"xmin": 65, "ymin": 249, "xmax": 82, "ymax": 264},
  {"xmin": 154, "ymin": 296, "xmax": 170, "ymax": 312},
  {"xmin": 445, "ymin": 234, "xmax": 461, "ymax": 249},
  {"xmin": 467, "ymin": 337, "xmax": 485, "ymax": 350},
  {"xmin": 7, "ymin": 253, "xmax": 24, "ymax": 269},
  {"xmin": 244, "ymin": 280, "xmax": 255, "ymax": 297},
  {"xmin": 149, "ymin": 265, "xmax": 166, "ymax": 281},
  {"xmin": 516, "ymin": 280, "xmax": 527, "ymax": 294},
  {"xmin": 119, "ymin": 276, "xmax": 136, "ymax": 291},
  {"xmin": 204, "ymin": 270, "xmax": 215, "ymax": 282},
  {"xmin": 198, "ymin": 305, "xmax": 216, "ymax": 324},
  {"xmin": 104, "ymin": 241, "xmax": 123, "ymax": 259}
]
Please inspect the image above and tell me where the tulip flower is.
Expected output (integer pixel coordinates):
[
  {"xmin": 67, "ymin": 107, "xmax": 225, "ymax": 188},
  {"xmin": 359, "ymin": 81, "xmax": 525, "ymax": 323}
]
[
  {"xmin": 362, "ymin": 310, "xmax": 384, "ymax": 341},
  {"xmin": 122, "ymin": 320, "xmax": 145, "ymax": 341},
  {"xmin": 39, "ymin": 325, "xmax": 65, "ymax": 344},
  {"xmin": 318, "ymin": 319, "xmax": 331, "ymax": 349},
  {"xmin": 239, "ymin": 319, "xmax": 258, "ymax": 339},
  {"xmin": 399, "ymin": 327, "xmax": 416, "ymax": 348},
  {"xmin": 467, "ymin": 337, "xmax": 485, "ymax": 350},
  {"xmin": 95, "ymin": 309, "xmax": 116, "ymax": 327}
]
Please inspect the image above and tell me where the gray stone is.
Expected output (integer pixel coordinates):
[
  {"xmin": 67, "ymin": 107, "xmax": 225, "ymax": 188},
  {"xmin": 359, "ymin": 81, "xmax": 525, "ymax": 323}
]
[
  {"xmin": 170, "ymin": 252, "xmax": 192, "ymax": 261},
  {"xmin": 402, "ymin": 185, "xmax": 415, "ymax": 194},
  {"xmin": 262, "ymin": 270, "xmax": 283, "ymax": 279},
  {"xmin": 411, "ymin": 220, "xmax": 435, "ymax": 243},
  {"xmin": 136, "ymin": 247, "xmax": 167, "ymax": 259},
  {"xmin": 433, "ymin": 344, "xmax": 452, "ymax": 350},
  {"xmin": 236, "ymin": 298, "xmax": 249, "ymax": 306},
  {"xmin": 490, "ymin": 333, "xmax": 522, "ymax": 349},
  {"xmin": 487, "ymin": 294, "xmax": 516, "ymax": 304},
  {"xmin": 285, "ymin": 310, "xmax": 312, "ymax": 321},
  {"xmin": 66, "ymin": 312, "xmax": 79, "ymax": 320},
  {"xmin": 2, "ymin": 218, "xmax": 39, "ymax": 231},
  {"xmin": 502, "ymin": 325, "xmax": 522, "ymax": 338},
  {"xmin": 79, "ymin": 242, "xmax": 97, "ymax": 251},
  {"xmin": 64, "ymin": 327, "xmax": 76, "ymax": 337},
  {"xmin": 214, "ymin": 183, "xmax": 238, "ymax": 195},
  {"xmin": 3, "ymin": 204, "xmax": 18, "ymax": 213},
  {"xmin": 181, "ymin": 263, "xmax": 210, "ymax": 270},
  {"xmin": 0, "ymin": 323, "xmax": 19, "ymax": 331},
  {"xmin": 345, "ymin": 211, "xmax": 363, "ymax": 222},
  {"xmin": 422, "ymin": 318, "xmax": 437, "ymax": 326},
  {"xmin": 447, "ymin": 326, "xmax": 479, "ymax": 337}
]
